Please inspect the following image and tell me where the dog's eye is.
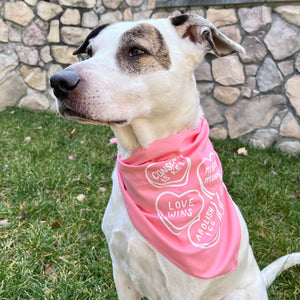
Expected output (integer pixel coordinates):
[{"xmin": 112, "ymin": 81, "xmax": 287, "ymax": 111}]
[
  {"xmin": 86, "ymin": 46, "xmax": 93, "ymax": 58},
  {"xmin": 128, "ymin": 47, "xmax": 146, "ymax": 57}
]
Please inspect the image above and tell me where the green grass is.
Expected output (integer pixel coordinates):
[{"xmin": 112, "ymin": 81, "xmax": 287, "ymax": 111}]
[{"xmin": 0, "ymin": 108, "xmax": 299, "ymax": 299}]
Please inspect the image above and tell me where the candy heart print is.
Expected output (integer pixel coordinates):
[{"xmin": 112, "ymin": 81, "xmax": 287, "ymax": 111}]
[{"xmin": 155, "ymin": 190, "xmax": 204, "ymax": 235}]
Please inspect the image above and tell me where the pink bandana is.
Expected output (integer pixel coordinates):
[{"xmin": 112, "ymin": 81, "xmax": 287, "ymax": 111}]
[{"xmin": 117, "ymin": 118, "xmax": 241, "ymax": 278}]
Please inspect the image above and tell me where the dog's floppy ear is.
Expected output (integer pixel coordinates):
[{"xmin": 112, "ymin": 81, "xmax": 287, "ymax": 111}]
[
  {"xmin": 171, "ymin": 14, "xmax": 245, "ymax": 57},
  {"xmin": 73, "ymin": 24, "xmax": 109, "ymax": 55}
]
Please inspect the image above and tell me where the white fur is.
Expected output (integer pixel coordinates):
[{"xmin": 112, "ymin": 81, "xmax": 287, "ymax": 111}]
[{"xmin": 52, "ymin": 15, "xmax": 299, "ymax": 299}]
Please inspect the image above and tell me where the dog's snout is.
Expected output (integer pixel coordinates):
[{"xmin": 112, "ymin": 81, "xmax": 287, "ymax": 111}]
[{"xmin": 50, "ymin": 71, "xmax": 79, "ymax": 99}]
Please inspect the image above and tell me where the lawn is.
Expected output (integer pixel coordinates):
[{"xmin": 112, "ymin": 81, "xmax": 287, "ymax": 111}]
[{"xmin": 0, "ymin": 108, "xmax": 299, "ymax": 299}]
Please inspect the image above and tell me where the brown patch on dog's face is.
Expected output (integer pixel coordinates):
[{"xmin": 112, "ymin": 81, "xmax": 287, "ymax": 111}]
[{"xmin": 116, "ymin": 23, "xmax": 171, "ymax": 75}]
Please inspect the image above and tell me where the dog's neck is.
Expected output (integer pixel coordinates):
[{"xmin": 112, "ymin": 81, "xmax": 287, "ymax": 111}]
[{"xmin": 112, "ymin": 91, "xmax": 202, "ymax": 159}]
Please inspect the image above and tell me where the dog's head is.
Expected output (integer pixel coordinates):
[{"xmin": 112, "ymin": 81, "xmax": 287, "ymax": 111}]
[{"xmin": 50, "ymin": 14, "xmax": 244, "ymax": 128}]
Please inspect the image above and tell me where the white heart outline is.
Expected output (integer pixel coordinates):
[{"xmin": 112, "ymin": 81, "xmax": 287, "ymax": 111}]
[
  {"xmin": 155, "ymin": 189, "xmax": 204, "ymax": 236},
  {"xmin": 145, "ymin": 155, "xmax": 191, "ymax": 188}
]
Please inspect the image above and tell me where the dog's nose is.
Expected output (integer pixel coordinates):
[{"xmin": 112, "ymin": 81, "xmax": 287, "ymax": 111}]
[{"xmin": 50, "ymin": 71, "xmax": 79, "ymax": 99}]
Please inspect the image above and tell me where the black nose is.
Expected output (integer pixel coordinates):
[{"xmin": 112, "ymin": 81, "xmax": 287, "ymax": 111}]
[{"xmin": 50, "ymin": 70, "xmax": 79, "ymax": 99}]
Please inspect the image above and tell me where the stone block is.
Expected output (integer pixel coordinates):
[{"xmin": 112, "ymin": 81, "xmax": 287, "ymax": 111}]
[
  {"xmin": 0, "ymin": 19, "xmax": 8, "ymax": 42},
  {"xmin": 58, "ymin": 0, "xmax": 96, "ymax": 8},
  {"xmin": 20, "ymin": 66, "xmax": 47, "ymax": 91},
  {"xmin": 238, "ymin": 6, "xmax": 272, "ymax": 34},
  {"xmin": 295, "ymin": 53, "xmax": 300, "ymax": 73},
  {"xmin": 256, "ymin": 57, "xmax": 283, "ymax": 92},
  {"xmin": 61, "ymin": 9, "xmax": 81, "ymax": 25},
  {"xmin": 4, "ymin": 2, "xmax": 34, "ymax": 27},
  {"xmin": 275, "ymin": 5, "xmax": 300, "ymax": 26},
  {"xmin": 0, "ymin": 72, "xmax": 27, "ymax": 111},
  {"xmin": 52, "ymin": 46, "xmax": 79, "ymax": 65},
  {"xmin": 125, "ymin": 0, "xmax": 144, "ymax": 7},
  {"xmin": 225, "ymin": 95, "xmax": 286, "ymax": 139},
  {"xmin": 201, "ymin": 98, "xmax": 224, "ymax": 126},
  {"xmin": 19, "ymin": 93, "xmax": 50, "ymax": 112},
  {"xmin": 41, "ymin": 46, "xmax": 52, "ymax": 64},
  {"xmin": 197, "ymin": 83, "xmax": 214, "ymax": 99},
  {"xmin": 276, "ymin": 140, "xmax": 300, "ymax": 154},
  {"xmin": 100, "ymin": 11, "xmax": 123, "ymax": 24},
  {"xmin": 103, "ymin": 0, "xmax": 123, "ymax": 9},
  {"xmin": 8, "ymin": 25, "xmax": 22, "ymax": 42},
  {"xmin": 61, "ymin": 27, "xmax": 91, "ymax": 45},
  {"xmin": 82, "ymin": 11, "xmax": 98, "ymax": 27},
  {"xmin": 133, "ymin": 11, "xmax": 152, "ymax": 22},
  {"xmin": 264, "ymin": 17, "xmax": 300, "ymax": 60},
  {"xmin": 48, "ymin": 20, "xmax": 60, "ymax": 43},
  {"xmin": 240, "ymin": 36, "xmax": 267, "ymax": 63},
  {"xmin": 23, "ymin": 19, "xmax": 48, "ymax": 46},
  {"xmin": 285, "ymin": 76, "xmax": 300, "ymax": 117},
  {"xmin": 219, "ymin": 25, "xmax": 241, "ymax": 44},
  {"xmin": 207, "ymin": 8, "xmax": 237, "ymax": 27},
  {"xmin": 245, "ymin": 64, "xmax": 258, "ymax": 76},
  {"xmin": 37, "ymin": 1, "xmax": 63, "ymax": 21},
  {"xmin": 0, "ymin": 54, "xmax": 18, "ymax": 81},
  {"xmin": 15, "ymin": 46, "xmax": 39, "ymax": 65},
  {"xmin": 280, "ymin": 112, "xmax": 300, "ymax": 139},
  {"xmin": 278, "ymin": 60, "xmax": 294, "ymax": 77},
  {"xmin": 212, "ymin": 55, "xmax": 244, "ymax": 86},
  {"xmin": 213, "ymin": 86, "xmax": 240, "ymax": 105},
  {"xmin": 209, "ymin": 126, "xmax": 227, "ymax": 140},
  {"xmin": 249, "ymin": 128, "xmax": 278, "ymax": 149},
  {"xmin": 194, "ymin": 59, "xmax": 212, "ymax": 81}
]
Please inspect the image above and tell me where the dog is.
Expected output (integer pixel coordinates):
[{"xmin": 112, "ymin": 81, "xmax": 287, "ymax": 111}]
[{"xmin": 51, "ymin": 14, "xmax": 300, "ymax": 300}]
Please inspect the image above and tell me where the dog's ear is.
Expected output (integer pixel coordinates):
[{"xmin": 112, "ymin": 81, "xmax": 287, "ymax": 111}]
[
  {"xmin": 73, "ymin": 24, "xmax": 109, "ymax": 55},
  {"xmin": 170, "ymin": 14, "xmax": 245, "ymax": 57}
]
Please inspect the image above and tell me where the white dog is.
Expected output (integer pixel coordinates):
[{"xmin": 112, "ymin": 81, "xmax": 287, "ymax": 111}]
[{"xmin": 51, "ymin": 14, "xmax": 300, "ymax": 300}]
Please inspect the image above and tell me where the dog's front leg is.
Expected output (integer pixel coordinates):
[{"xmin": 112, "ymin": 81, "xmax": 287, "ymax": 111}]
[{"xmin": 111, "ymin": 259, "xmax": 142, "ymax": 300}]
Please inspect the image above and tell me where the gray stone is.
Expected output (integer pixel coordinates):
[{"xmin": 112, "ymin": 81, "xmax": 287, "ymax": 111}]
[
  {"xmin": 245, "ymin": 64, "xmax": 258, "ymax": 76},
  {"xmin": 82, "ymin": 11, "xmax": 98, "ymax": 28},
  {"xmin": 276, "ymin": 140, "xmax": 300, "ymax": 154},
  {"xmin": 256, "ymin": 57, "xmax": 283, "ymax": 92},
  {"xmin": 48, "ymin": 20, "xmax": 60, "ymax": 43},
  {"xmin": 19, "ymin": 93, "xmax": 50, "ymax": 112},
  {"xmin": 239, "ymin": 6, "xmax": 272, "ymax": 33},
  {"xmin": 280, "ymin": 112, "xmax": 300, "ymax": 139},
  {"xmin": 201, "ymin": 98, "xmax": 224, "ymax": 126},
  {"xmin": 240, "ymin": 36, "xmax": 267, "ymax": 63},
  {"xmin": 23, "ymin": 19, "xmax": 48, "ymax": 46},
  {"xmin": 209, "ymin": 126, "xmax": 227, "ymax": 140},
  {"xmin": 4, "ymin": 2, "xmax": 34, "ymax": 27},
  {"xmin": 197, "ymin": 83, "xmax": 214, "ymax": 99},
  {"xmin": 0, "ymin": 19, "xmax": 8, "ymax": 42},
  {"xmin": 37, "ymin": 1, "xmax": 63, "ymax": 21},
  {"xmin": 194, "ymin": 59, "xmax": 212, "ymax": 81},
  {"xmin": 25, "ymin": 0, "xmax": 38, "ymax": 5},
  {"xmin": 275, "ymin": 5, "xmax": 300, "ymax": 27},
  {"xmin": 41, "ymin": 46, "xmax": 52, "ymax": 63},
  {"xmin": 58, "ymin": 0, "xmax": 96, "ymax": 8},
  {"xmin": 249, "ymin": 128, "xmax": 278, "ymax": 149},
  {"xmin": 61, "ymin": 9, "xmax": 81, "ymax": 25},
  {"xmin": 278, "ymin": 60, "xmax": 294, "ymax": 77},
  {"xmin": 61, "ymin": 27, "xmax": 91, "ymax": 46},
  {"xmin": 8, "ymin": 25, "xmax": 22, "ymax": 42},
  {"xmin": 0, "ymin": 54, "xmax": 18, "ymax": 81},
  {"xmin": 225, "ymin": 95, "xmax": 286, "ymax": 139},
  {"xmin": 264, "ymin": 17, "xmax": 300, "ymax": 60},
  {"xmin": 212, "ymin": 55, "xmax": 244, "ymax": 86},
  {"xmin": 207, "ymin": 8, "xmax": 237, "ymax": 27},
  {"xmin": 213, "ymin": 86, "xmax": 240, "ymax": 105},
  {"xmin": 0, "ymin": 72, "xmax": 27, "ymax": 111},
  {"xmin": 123, "ymin": 8, "xmax": 133, "ymax": 22},
  {"xmin": 285, "ymin": 76, "xmax": 300, "ymax": 117},
  {"xmin": 15, "ymin": 46, "xmax": 39, "ymax": 65},
  {"xmin": 133, "ymin": 11, "xmax": 152, "ymax": 22}
]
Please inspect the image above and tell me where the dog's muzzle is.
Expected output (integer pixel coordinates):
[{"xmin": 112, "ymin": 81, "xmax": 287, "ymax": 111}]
[{"xmin": 50, "ymin": 71, "xmax": 80, "ymax": 100}]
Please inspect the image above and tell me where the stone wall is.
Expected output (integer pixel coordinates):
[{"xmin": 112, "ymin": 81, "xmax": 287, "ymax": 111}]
[{"xmin": 0, "ymin": 1, "xmax": 299, "ymax": 153}]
